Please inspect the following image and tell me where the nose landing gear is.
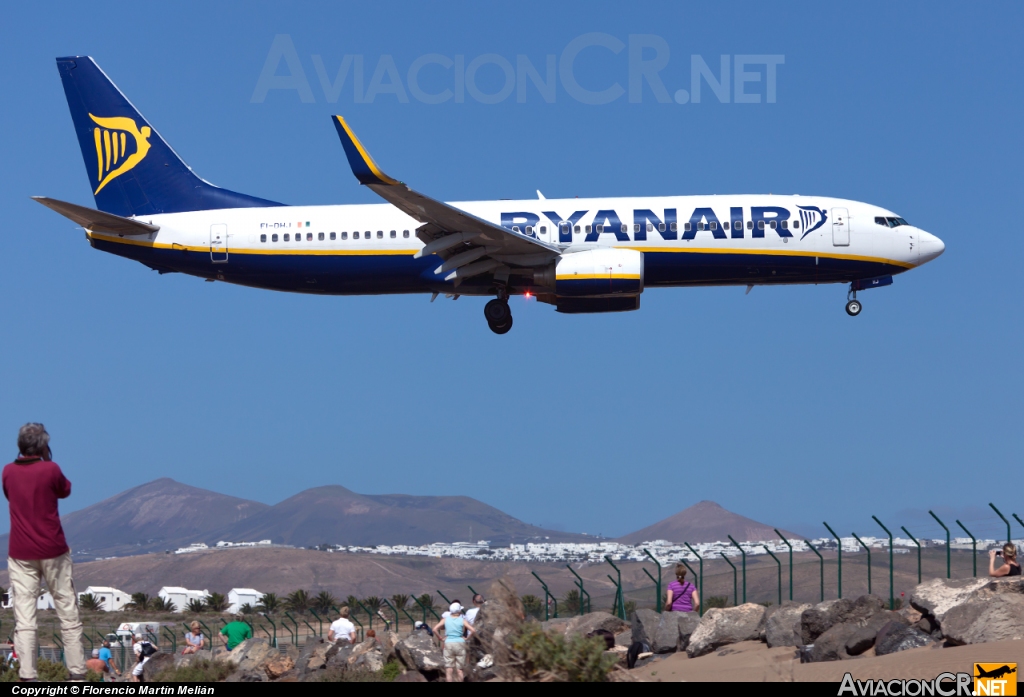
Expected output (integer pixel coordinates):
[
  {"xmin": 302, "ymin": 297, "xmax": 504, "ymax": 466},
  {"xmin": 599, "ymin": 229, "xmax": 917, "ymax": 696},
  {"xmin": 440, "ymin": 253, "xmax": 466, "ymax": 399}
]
[
  {"xmin": 484, "ymin": 298, "xmax": 513, "ymax": 334},
  {"xmin": 846, "ymin": 288, "xmax": 862, "ymax": 316}
]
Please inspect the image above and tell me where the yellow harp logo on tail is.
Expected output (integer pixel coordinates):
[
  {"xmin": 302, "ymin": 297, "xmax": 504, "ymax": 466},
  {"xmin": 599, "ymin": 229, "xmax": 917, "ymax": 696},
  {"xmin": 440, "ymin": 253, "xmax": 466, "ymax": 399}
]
[{"xmin": 88, "ymin": 114, "xmax": 152, "ymax": 195}]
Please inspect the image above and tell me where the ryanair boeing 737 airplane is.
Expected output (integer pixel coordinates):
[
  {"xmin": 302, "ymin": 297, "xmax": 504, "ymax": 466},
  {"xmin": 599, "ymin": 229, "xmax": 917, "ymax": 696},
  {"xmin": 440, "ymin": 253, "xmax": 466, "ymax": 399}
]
[{"xmin": 37, "ymin": 57, "xmax": 944, "ymax": 334}]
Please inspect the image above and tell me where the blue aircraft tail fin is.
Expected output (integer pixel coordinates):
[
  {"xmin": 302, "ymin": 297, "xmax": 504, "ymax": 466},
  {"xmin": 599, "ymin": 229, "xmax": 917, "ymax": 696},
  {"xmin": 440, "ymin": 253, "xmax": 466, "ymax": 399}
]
[{"xmin": 56, "ymin": 56, "xmax": 283, "ymax": 216}]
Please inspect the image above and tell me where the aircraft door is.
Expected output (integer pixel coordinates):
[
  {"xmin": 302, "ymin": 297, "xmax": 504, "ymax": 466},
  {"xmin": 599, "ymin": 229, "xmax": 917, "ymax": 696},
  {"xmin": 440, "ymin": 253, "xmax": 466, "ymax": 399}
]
[
  {"xmin": 210, "ymin": 224, "xmax": 228, "ymax": 262},
  {"xmin": 832, "ymin": 208, "xmax": 849, "ymax": 246}
]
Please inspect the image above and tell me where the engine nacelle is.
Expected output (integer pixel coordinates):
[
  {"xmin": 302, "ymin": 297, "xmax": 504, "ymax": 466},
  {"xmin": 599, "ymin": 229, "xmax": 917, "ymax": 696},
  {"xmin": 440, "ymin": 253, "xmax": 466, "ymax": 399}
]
[{"xmin": 553, "ymin": 248, "xmax": 644, "ymax": 298}]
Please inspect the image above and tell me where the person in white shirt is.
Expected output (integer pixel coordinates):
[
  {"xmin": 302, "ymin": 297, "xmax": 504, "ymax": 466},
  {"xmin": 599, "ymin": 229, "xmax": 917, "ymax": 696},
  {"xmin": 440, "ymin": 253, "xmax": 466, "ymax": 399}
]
[
  {"xmin": 328, "ymin": 606, "xmax": 356, "ymax": 644},
  {"xmin": 465, "ymin": 594, "xmax": 484, "ymax": 625}
]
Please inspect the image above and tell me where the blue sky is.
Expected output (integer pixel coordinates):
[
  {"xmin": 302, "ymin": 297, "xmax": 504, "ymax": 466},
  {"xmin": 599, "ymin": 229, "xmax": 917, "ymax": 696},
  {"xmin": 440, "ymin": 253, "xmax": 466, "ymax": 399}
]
[{"xmin": 1, "ymin": 2, "xmax": 1021, "ymax": 542}]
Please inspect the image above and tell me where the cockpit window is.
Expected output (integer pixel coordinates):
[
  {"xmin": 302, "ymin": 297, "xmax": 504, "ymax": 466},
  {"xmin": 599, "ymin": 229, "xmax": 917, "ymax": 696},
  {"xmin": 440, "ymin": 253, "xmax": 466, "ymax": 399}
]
[{"xmin": 875, "ymin": 216, "xmax": 911, "ymax": 228}]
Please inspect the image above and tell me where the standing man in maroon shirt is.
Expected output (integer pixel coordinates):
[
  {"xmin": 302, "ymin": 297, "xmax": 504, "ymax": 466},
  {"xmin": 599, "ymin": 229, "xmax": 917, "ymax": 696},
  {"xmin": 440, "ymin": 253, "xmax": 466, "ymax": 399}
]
[{"xmin": 2, "ymin": 424, "xmax": 85, "ymax": 681}]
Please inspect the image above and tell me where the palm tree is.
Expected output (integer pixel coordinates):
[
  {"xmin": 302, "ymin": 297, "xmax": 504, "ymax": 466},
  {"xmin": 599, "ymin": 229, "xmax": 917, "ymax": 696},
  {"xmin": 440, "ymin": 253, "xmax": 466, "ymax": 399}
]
[
  {"xmin": 520, "ymin": 594, "xmax": 542, "ymax": 618},
  {"xmin": 361, "ymin": 596, "xmax": 381, "ymax": 612},
  {"xmin": 239, "ymin": 603, "xmax": 255, "ymax": 615},
  {"xmin": 128, "ymin": 593, "xmax": 152, "ymax": 612},
  {"xmin": 313, "ymin": 591, "xmax": 337, "ymax": 614},
  {"xmin": 345, "ymin": 595, "xmax": 359, "ymax": 610},
  {"xmin": 286, "ymin": 589, "xmax": 310, "ymax": 613},
  {"xmin": 562, "ymin": 589, "xmax": 581, "ymax": 615},
  {"xmin": 152, "ymin": 597, "xmax": 177, "ymax": 613},
  {"xmin": 79, "ymin": 593, "xmax": 102, "ymax": 612},
  {"xmin": 257, "ymin": 593, "xmax": 280, "ymax": 615},
  {"xmin": 390, "ymin": 594, "xmax": 409, "ymax": 610},
  {"xmin": 206, "ymin": 592, "xmax": 229, "ymax": 612},
  {"xmin": 186, "ymin": 598, "xmax": 207, "ymax": 614},
  {"xmin": 416, "ymin": 594, "xmax": 435, "ymax": 612}
]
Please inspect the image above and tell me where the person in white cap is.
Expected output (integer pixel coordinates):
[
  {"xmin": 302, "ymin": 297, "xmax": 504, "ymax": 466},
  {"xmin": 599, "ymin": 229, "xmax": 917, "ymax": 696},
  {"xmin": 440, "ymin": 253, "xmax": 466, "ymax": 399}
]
[{"xmin": 433, "ymin": 602, "xmax": 475, "ymax": 682}]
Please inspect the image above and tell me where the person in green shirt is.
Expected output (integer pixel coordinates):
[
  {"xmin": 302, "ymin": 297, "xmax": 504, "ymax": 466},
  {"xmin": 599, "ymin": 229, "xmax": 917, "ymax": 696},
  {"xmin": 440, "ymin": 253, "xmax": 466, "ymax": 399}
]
[{"xmin": 219, "ymin": 620, "xmax": 252, "ymax": 651}]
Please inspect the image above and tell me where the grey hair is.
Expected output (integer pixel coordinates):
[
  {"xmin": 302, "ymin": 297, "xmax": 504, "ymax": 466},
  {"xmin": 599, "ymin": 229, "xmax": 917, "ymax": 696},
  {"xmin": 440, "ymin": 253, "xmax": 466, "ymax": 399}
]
[{"xmin": 17, "ymin": 423, "xmax": 50, "ymax": 458}]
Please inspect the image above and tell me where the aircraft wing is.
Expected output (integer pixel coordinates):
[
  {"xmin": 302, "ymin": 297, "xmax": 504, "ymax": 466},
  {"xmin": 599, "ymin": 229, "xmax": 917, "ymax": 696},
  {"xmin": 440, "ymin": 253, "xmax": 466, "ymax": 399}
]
[
  {"xmin": 32, "ymin": 196, "xmax": 160, "ymax": 236},
  {"xmin": 332, "ymin": 116, "xmax": 558, "ymax": 283}
]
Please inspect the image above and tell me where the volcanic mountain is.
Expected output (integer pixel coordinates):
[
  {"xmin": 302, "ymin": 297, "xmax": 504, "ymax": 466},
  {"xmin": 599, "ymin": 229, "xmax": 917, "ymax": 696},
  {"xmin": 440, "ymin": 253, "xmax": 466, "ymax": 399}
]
[
  {"xmin": 617, "ymin": 500, "xmax": 800, "ymax": 544},
  {"xmin": 0, "ymin": 478, "xmax": 269, "ymax": 561},
  {"xmin": 210, "ymin": 485, "xmax": 584, "ymax": 547},
  {"xmin": 0, "ymin": 479, "xmax": 585, "ymax": 563}
]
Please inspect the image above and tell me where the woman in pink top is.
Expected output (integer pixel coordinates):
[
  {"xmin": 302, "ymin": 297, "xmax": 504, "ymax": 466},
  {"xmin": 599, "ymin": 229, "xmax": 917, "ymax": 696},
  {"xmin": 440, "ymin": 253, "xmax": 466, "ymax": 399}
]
[{"xmin": 665, "ymin": 564, "xmax": 700, "ymax": 613}]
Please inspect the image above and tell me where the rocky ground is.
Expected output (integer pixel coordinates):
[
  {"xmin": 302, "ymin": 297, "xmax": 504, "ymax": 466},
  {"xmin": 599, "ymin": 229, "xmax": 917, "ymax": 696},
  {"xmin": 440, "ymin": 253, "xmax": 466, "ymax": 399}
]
[{"xmin": 119, "ymin": 576, "xmax": 1024, "ymax": 682}]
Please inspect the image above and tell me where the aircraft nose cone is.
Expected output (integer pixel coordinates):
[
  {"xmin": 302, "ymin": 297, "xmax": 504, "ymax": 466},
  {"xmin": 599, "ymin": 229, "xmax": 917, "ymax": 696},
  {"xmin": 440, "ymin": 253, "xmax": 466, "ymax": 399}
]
[{"xmin": 918, "ymin": 231, "xmax": 945, "ymax": 264}]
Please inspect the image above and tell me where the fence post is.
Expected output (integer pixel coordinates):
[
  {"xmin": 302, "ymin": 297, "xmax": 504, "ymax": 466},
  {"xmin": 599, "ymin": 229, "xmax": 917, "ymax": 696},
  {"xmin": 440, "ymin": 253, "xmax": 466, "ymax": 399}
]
[
  {"xmin": 1013, "ymin": 514, "xmax": 1024, "ymax": 539},
  {"xmin": 530, "ymin": 572, "xmax": 557, "ymax": 620},
  {"xmin": 683, "ymin": 543, "xmax": 704, "ymax": 616},
  {"xmin": 308, "ymin": 608, "xmax": 324, "ymax": 637},
  {"xmin": 901, "ymin": 526, "xmax": 922, "ymax": 584},
  {"xmin": 851, "ymin": 532, "xmax": 871, "ymax": 595},
  {"xmin": 161, "ymin": 626, "xmax": 176, "ymax": 654},
  {"xmin": 824, "ymin": 522, "xmax": 843, "ymax": 598},
  {"xmin": 762, "ymin": 546, "xmax": 782, "ymax": 607},
  {"xmin": 566, "ymin": 566, "xmax": 591, "ymax": 615},
  {"xmin": 726, "ymin": 536, "xmax": 747, "ymax": 604},
  {"xmin": 380, "ymin": 600, "xmax": 400, "ymax": 633},
  {"xmin": 354, "ymin": 602, "xmax": 374, "ymax": 633},
  {"xmin": 605, "ymin": 556, "xmax": 625, "ymax": 620},
  {"xmin": 873, "ymin": 516, "xmax": 895, "ymax": 610},
  {"xmin": 956, "ymin": 519, "xmax": 977, "ymax": 577},
  {"xmin": 929, "ymin": 510, "xmax": 950, "ymax": 579},
  {"xmin": 436, "ymin": 591, "xmax": 452, "ymax": 608},
  {"xmin": 721, "ymin": 553, "xmax": 738, "ymax": 607},
  {"xmin": 411, "ymin": 596, "xmax": 439, "ymax": 622},
  {"xmin": 806, "ymin": 540, "xmax": 824, "ymax": 602},
  {"xmin": 774, "ymin": 529, "xmax": 793, "ymax": 602},
  {"xmin": 643, "ymin": 549, "xmax": 663, "ymax": 613},
  {"xmin": 990, "ymin": 503, "xmax": 1011, "ymax": 546}
]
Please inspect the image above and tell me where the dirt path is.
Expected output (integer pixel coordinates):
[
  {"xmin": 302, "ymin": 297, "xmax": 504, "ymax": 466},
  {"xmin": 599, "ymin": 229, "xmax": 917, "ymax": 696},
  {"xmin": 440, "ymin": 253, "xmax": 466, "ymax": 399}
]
[{"xmin": 633, "ymin": 640, "xmax": 1024, "ymax": 682}]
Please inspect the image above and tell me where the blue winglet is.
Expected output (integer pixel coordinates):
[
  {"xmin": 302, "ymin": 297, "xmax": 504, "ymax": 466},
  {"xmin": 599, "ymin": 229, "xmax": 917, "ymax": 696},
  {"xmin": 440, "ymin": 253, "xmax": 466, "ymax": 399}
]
[{"xmin": 332, "ymin": 116, "xmax": 398, "ymax": 186}]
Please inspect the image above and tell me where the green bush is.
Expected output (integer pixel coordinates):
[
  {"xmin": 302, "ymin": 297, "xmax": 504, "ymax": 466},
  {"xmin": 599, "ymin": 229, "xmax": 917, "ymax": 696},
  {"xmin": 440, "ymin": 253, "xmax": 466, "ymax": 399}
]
[
  {"xmin": 511, "ymin": 623, "xmax": 618, "ymax": 682},
  {"xmin": 0, "ymin": 659, "xmax": 69, "ymax": 682},
  {"xmin": 704, "ymin": 595, "xmax": 730, "ymax": 609},
  {"xmin": 380, "ymin": 660, "xmax": 401, "ymax": 681},
  {"xmin": 153, "ymin": 659, "xmax": 232, "ymax": 682}
]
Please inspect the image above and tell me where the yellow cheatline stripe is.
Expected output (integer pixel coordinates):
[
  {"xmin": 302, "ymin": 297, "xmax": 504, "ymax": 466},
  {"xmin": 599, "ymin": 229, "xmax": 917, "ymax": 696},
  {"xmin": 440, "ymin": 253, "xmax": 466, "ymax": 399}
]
[
  {"xmin": 93, "ymin": 128, "xmax": 102, "ymax": 181},
  {"xmin": 556, "ymin": 274, "xmax": 642, "ymax": 281},
  {"xmin": 629, "ymin": 246, "xmax": 915, "ymax": 269},
  {"xmin": 103, "ymin": 130, "xmax": 111, "ymax": 172},
  {"xmin": 334, "ymin": 116, "xmax": 399, "ymax": 186},
  {"xmin": 87, "ymin": 232, "xmax": 417, "ymax": 256}
]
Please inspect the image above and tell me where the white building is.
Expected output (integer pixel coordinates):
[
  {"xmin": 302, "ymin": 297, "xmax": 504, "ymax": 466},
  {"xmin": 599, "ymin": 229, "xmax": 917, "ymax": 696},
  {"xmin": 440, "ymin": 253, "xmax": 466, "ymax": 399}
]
[
  {"xmin": 158, "ymin": 587, "xmax": 209, "ymax": 613},
  {"xmin": 227, "ymin": 588, "xmax": 262, "ymax": 614},
  {"xmin": 81, "ymin": 586, "xmax": 130, "ymax": 612}
]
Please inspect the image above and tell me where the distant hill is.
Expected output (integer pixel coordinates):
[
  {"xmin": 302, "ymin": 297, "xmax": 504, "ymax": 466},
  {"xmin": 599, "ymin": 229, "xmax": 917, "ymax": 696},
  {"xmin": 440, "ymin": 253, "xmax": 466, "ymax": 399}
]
[
  {"xmin": 0, "ymin": 479, "xmax": 586, "ymax": 564},
  {"xmin": 210, "ymin": 485, "xmax": 586, "ymax": 547},
  {"xmin": 0, "ymin": 478, "xmax": 268, "ymax": 560},
  {"xmin": 617, "ymin": 500, "xmax": 800, "ymax": 544}
]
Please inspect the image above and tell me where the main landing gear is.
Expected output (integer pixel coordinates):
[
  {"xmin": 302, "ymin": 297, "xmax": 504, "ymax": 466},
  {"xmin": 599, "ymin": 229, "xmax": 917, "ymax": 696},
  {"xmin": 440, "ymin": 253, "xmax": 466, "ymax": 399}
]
[
  {"xmin": 484, "ymin": 297, "xmax": 513, "ymax": 334},
  {"xmin": 846, "ymin": 288, "xmax": 862, "ymax": 317}
]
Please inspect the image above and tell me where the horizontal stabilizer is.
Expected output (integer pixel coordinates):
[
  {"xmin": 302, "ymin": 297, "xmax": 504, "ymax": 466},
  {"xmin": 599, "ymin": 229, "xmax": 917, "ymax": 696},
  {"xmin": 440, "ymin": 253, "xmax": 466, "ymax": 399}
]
[{"xmin": 32, "ymin": 196, "xmax": 159, "ymax": 235}]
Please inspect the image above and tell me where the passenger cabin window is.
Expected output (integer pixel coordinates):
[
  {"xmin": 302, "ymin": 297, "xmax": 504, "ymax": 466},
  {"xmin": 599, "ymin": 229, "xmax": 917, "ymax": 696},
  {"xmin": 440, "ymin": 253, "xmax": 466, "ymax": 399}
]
[
  {"xmin": 684, "ymin": 222, "xmax": 692, "ymax": 232},
  {"xmin": 525, "ymin": 226, "xmax": 533, "ymax": 234},
  {"xmin": 792, "ymin": 220, "xmax": 799, "ymax": 229},
  {"xmin": 354, "ymin": 231, "xmax": 359, "ymax": 239},
  {"xmin": 747, "ymin": 220, "xmax": 753, "ymax": 230},
  {"xmin": 724, "ymin": 222, "xmax": 730, "ymax": 231},
  {"xmin": 342, "ymin": 232, "xmax": 348, "ymax": 240},
  {"xmin": 330, "ymin": 232, "xmax": 336, "ymax": 240},
  {"xmin": 365, "ymin": 231, "xmax": 370, "ymax": 238},
  {"xmin": 621, "ymin": 224, "xmax": 628, "ymax": 233},
  {"xmin": 260, "ymin": 234, "xmax": 267, "ymax": 242},
  {"xmin": 403, "ymin": 230, "xmax": 409, "ymax": 238},
  {"xmin": 770, "ymin": 221, "xmax": 777, "ymax": 229},
  {"xmin": 757, "ymin": 221, "xmax": 765, "ymax": 230},
  {"xmin": 284, "ymin": 233, "xmax": 290, "ymax": 241},
  {"xmin": 710, "ymin": 221, "xmax": 717, "ymax": 231},
  {"xmin": 390, "ymin": 230, "xmax": 396, "ymax": 238},
  {"xmin": 635, "ymin": 224, "xmax": 642, "ymax": 233},
  {"xmin": 585, "ymin": 225, "xmax": 591, "ymax": 233},
  {"xmin": 781, "ymin": 220, "xmax": 788, "ymax": 229},
  {"xmin": 512, "ymin": 225, "xmax": 520, "ymax": 232},
  {"xmin": 596, "ymin": 224, "xmax": 604, "ymax": 233},
  {"xmin": 574, "ymin": 225, "xmax": 581, "ymax": 233},
  {"xmin": 307, "ymin": 233, "xmax": 313, "ymax": 241},
  {"xmin": 669, "ymin": 222, "xmax": 677, "ymax": 232},
  {"xmin": 318, "ymin": 232, "xmax": 325, "ymax": 241},
  {"xmin": 540, "ymin": 226, "xmax": 546, "ymax": 233},
  {"xmin": 377, "ymin": 231, "xmax": 383, "ymax": 239},
  {"xmin": 697, "ymin": 222, "xmax": 704, "ymax": 231},
  {"xmin": 272, "ymin": 234, "xmax": 278, "ymax": 242}
]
